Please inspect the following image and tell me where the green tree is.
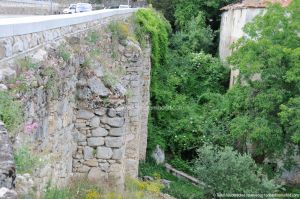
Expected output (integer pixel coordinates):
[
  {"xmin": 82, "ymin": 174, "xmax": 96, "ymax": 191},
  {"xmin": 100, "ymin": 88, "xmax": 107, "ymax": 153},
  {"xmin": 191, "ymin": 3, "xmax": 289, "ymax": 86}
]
[{"xmin": 194, "ymin": 145, "xmax": 278, "ymax": 197}]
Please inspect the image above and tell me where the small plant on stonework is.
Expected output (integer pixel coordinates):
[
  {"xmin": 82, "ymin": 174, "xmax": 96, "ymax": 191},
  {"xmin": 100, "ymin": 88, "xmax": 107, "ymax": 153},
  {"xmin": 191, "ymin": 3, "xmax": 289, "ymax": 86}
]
[
  {"xmin": 85, "ymin": 31, "xmax": 100, "ymax": 44},
  {"xmin": 102, "ymin": 70, "xmax": 118, "ymax": 88},
  {"xmin": 102, "ymin": 97, "xmax": 110, "ymax": 107},
  {"xmin": 92, "ymin": 148, "xmax": 97, "ymax": 157},
  {"xmin": 111, "ymin": 51, "xmax": 119, "ymax": 60},
  {"xmin": 109, "ymin": 21, "xmax": 130, "ymax": 42},
  {"xmin": 16, "ymin": 57, "xmax": 38, "ymax": 71},
  {"xmin": 81, "ymin": 56, "xmax": 92, "ymax": 68},
  {"xmin": 58, "ymin": 45, "xmax": 71, "ymax": 62},
  {"xmin": 125, "ymin": 177, "xmax": 164, "ymax": 196},
  {"xmin": 14, "ymin": 146, "xmax": 41, "ymax": 174},
  {"xmin": 103, "ymin": 192, "xmax": 122, "ymax": 199},
  {"xmin": 40, "ymin": 67, "xmax": 59, "ymax": 99},
  {"xmin": 0, "ymin": 91, "xmax": 23, "ymax": 133},
  {"xmin": 86, "ymin": 189, "xmax": 101, "ymax": 199},
  {"xmin": 90, "ymin": 49, "xmax": 101, "ymax": 58}
]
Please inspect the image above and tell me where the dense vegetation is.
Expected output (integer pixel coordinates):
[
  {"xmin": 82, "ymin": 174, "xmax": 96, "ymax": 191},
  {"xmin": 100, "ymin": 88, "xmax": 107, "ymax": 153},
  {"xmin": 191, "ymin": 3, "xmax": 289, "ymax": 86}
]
[{"xmin": 138, "ymin": 0, "xmax": 300, "ymax": 198}]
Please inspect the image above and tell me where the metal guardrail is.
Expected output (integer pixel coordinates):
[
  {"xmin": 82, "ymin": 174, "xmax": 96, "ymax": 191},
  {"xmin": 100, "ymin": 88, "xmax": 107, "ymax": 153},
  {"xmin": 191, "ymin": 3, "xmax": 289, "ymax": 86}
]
[{"xmin": 0, "ymin": 8, "xmax": 138, "ymax": 38}]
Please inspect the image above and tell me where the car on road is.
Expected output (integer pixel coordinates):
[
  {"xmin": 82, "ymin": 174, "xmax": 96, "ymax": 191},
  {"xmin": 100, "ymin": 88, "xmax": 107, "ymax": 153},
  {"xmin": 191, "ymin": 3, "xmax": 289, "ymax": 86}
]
[
  {"xmin": 119, "ymin": 5, "xmax": 131, "ymax": 9},
  {"xmin": 63, "ymin": 3, "xmax": 92, "ymax": 14}
]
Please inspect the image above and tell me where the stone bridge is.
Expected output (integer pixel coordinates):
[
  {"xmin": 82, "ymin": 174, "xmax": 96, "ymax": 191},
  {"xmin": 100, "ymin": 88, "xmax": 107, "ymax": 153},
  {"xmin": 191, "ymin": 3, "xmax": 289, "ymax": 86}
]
[{"xmin": 0, "ymin": 8, "xmax": 151, "ymax": 196}]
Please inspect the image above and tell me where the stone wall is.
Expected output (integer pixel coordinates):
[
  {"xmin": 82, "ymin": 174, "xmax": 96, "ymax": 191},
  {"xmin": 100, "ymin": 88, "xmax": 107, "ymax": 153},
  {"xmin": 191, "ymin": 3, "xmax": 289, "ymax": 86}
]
[
  {"xmin": 0, "ymin": 122, "xmax": 17, "ymax": 199},
  {"xmin": 0, "ymin": 8, "xmax": 151, "ymax": 196},
  {"xmin": 0, "ymin": 122, "xmax": 16, "ymax": 190}
]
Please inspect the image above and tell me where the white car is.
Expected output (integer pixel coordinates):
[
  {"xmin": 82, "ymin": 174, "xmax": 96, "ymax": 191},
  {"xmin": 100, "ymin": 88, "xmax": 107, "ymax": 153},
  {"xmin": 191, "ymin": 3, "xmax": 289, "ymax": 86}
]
[
  {"xmin": 63, "ymin": 3, "xmax": 92, "ymax": 14},
  {"xmin": 119, "ymin": 5, "xmax": 131, "ymax": 9}
]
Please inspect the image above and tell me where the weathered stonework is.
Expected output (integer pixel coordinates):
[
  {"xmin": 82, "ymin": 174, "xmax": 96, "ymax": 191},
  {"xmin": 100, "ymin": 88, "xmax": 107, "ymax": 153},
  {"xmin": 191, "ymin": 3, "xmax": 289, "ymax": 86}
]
[
  {"xmin": 0, "ymin": 9, "xmax": 151, "ymax": 195},
  {"xmin": 0, "ymin": 122, "xmax": 17, "ymax": 199},
  {"xmin": 0, "ymin": 122, "xmax": 16, "ymax": 190}
]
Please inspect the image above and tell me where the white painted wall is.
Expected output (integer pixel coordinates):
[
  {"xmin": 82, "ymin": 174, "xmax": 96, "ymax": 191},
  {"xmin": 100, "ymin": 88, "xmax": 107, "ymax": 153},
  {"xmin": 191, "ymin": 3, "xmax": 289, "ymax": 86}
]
[{"xmin": 219, "ymin": 8, "xmax": 264, "ymax": 87}]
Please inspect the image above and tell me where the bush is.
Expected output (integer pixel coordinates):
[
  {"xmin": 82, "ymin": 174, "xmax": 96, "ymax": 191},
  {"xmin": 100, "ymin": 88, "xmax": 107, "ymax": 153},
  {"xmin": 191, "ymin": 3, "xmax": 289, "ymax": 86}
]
[
  {"xmin": 85, "ymin": 31, "xmax": 100, "ymax": 44},
  {"xmin": 194, "ymin": 145, "xmax": 278, "ymax": 196},
  {"xmin": 109, "ymin": 21, "xmax": 130, "ymax": 42},
  {"xmin": 14, "ymin": 146, "xmax": 41, "ymax": 174},
  {"xmin": 58, "ymin": 45, "xmax": 71, "ymax": 62},
  {"xmin": 0, "ymin": 91, "xmax": 22, "ymax": 133}
]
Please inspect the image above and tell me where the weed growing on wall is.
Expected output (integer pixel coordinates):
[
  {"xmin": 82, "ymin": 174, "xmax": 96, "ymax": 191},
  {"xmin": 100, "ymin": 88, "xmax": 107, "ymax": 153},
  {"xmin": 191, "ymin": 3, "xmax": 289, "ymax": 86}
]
[
  {"xmin": 16, "ymin": 57, "xmax": 38, "ymax": 71},
  {"xmin": 109, "ymin": 21, "xmax": 130, "ymax": 42},
  {"xmin": 85, "ymin": 31, "xmax": 100, "ymax": 44},
  {"xmin": 133, "ymin": 8, "xmax": 171, "ymax": 68},
  {"xmin": 108, "ymin": 21, "xmax": 131, "ymax": 59},
  {"xmin": 14, "ymin": 145, "xmax": 41, "ymax": 174},
  {"xmin": 40, "ymin": 67, "xmax": 59, "ymax": 99},
  {"xmin": 58, "ymin": 45, "xmax": 71, "ymax": 62},
  {"xmin": 0, "ymin": 91, "xmax": 23, "ymax": 133}
]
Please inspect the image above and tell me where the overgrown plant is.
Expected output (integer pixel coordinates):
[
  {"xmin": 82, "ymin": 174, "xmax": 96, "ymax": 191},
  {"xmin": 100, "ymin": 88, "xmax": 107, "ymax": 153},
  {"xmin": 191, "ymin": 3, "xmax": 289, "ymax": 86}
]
[
  {"xmin": 85, "ymin": 31, "xmax": 100, "ymax": 44},
  {"xmin": 0, "ymin": 91, "xmax": 22, "ymax": 133},
  {"xmin": 58, "ymin": 45, "xmax": 71, "ymax": 62},
  {"xmin": 194, "ymin": 145, "xmax": 278, "ymax": 197},
  {"xmin": 40, "ymin": 67, "xmax": 59, "ymax": 99},
  {"xmin": 14, "ymin": 145, "xmax": 41, "ymax": 174},
  {"xmin": 109, "ymin": 21, "xmax": 130, "ymax": 42},
  {"xmin": 16, "ymin": 57, "xmax": 37, "ymax": 71}
]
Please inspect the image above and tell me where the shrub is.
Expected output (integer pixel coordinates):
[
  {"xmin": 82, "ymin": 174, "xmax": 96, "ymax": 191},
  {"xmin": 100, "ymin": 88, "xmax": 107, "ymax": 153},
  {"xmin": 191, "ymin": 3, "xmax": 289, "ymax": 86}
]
[
  {"xmin": 0, "ymin": 91, "xmax": 22, "ymax": 133},
  {"xmin": 14, "ymin": 146, "xmax": 41, "ymax": 174},
  {"xmin": 102, "ymin": 70, "xmax": 118, "ymax": 88},
  {"xmin": 85, "ymin": 31, "xmax": 100, "ymax": 44},
  {"xmin": 194, "ymin": 145, "xmax": 278, "ymax": 196},
  {"xmin": 16, "ymin": 57, "xmax": 37, "ymax": 71},
  {"xmin": 40, "ymin": 67, "xmax": 59, "ymax": 99},
  {"xmin": 58, "ymin": 45, "xmax": 71, "ymax": 62},
  {"xmin": 109, "ymin": 21, "xmax": 130, "ymax": 42}
]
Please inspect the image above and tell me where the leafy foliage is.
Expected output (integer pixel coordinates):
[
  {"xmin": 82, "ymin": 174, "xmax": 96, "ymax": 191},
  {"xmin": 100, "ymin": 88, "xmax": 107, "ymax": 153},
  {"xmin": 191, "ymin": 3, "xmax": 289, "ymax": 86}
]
[
  {"xmin": 218, "ymin": 1, "xmax": 300, "ymax": 158},
  {"xmin": 14, "ymin": 146, "xmax": 41, "ymax": 174},
  {"xmin": 0, "ymin": 91, "xmax": 22, "ymax": 132},
  {"xmin": 174, "ymin": 0, "xmax": 236, "ymax": 30},
  {"xmin": 194, "ymin": 145, "xmax": 278, "ymax": 196}
]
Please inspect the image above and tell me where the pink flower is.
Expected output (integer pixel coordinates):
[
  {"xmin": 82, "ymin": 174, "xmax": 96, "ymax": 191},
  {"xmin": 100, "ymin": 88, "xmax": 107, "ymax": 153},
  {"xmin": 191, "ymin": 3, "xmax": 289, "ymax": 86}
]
[{"xmin": 24, "ymin": 122, "xmax": 38, "ymax": 134}]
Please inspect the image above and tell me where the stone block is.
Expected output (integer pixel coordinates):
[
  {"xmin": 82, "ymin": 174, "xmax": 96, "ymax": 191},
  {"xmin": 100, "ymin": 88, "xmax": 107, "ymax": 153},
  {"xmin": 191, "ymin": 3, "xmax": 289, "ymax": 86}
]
[
  {"xmin": 77, "ymin": 165, "xmax": 90, "ymax": 173},
  {"xmin": 99, "ymin": 162, "xmax": 110, "ymax": 172},
  {"xmin": 96, "ymin": 146, "xmax": 113, "ymax": 159},
  {"xmin": 83, "ymin": 159, "xmax": 98, "ymax": 167},
  {"xmin": 77, "ymin": 110, "xmax": 94, "ymax": 120},
  {"xmin": 112, "ymin": 148, "xmax": 124, "ymax": 160},
  {"xmin": 0, "ymin": 44, "xmax": 5, "ymax": 59},
  {"xmin": 87, "ymin": 137, "xmax": 104, "ymax": 147},
  {"xmin": 107, "ymin": 108, "xmax": 116, "ymax": 117},
  {"xmin": 91, "ymin": 127, "xmax": 108, "ymax": 137},
  {"xmin": 109, "ymin": 128, "xmax": 124, "ymax": 136},
  {"xmin": 88, "ymin": 167, "xmax": 108, "ymax": 184},
  {"xmin": 90, "ymin": 117, "xmax": 100, "ymax": 128},
  {"xmin": 95, "ymin": 108, "xmax": 106, "ymax": 116},
  {"xmin": 87, "ymin": 77, "xmax": 109, "ymax": 97},
  {"xmin": 83, "ymin": 146, "xmax": 94, "ymax": 160},
  {"xmin": 101, "ymin": 117, "xmax": 125, "ymax": 128},
  {"xmin": 105, "ymin": 137, "xmax": 123, "ymax": 148}
]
